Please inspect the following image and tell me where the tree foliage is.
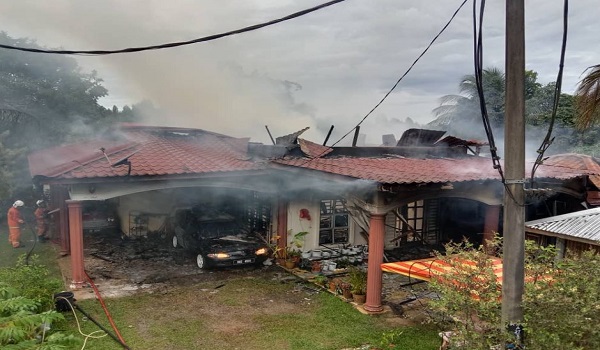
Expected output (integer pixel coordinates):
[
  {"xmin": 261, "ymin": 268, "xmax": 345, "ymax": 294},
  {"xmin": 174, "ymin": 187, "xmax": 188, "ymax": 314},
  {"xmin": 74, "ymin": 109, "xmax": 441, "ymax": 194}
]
[
  {"xmin": 428, "ymin": 67, "xmax": 600, "ymax": 156},
  {"xmin": 575, "ymin": 64, "xmax": 600, "ymax": 130},
  {"xmin": 0, "ymin": 32, "xmax": 141, "ymax": 199},
  {"xmin": 0, "ymin": 257, "xmax": 80, "ymax": 349}
]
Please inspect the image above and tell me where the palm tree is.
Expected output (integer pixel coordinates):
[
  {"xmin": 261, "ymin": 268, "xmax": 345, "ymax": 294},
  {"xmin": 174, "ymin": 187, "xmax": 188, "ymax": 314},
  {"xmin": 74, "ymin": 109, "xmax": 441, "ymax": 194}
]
[
  {"xmin": 429, "ymin": 67, "xmax": 505, "ymax": 138},
  {"xmin": 575, "ymin": 64, "xmax": 600, "ymax": 130}
]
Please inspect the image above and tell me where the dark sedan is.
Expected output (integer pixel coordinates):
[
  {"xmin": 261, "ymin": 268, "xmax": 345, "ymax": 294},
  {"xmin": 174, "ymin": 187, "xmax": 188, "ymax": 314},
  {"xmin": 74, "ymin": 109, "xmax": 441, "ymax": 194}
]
[{"xmin": 170, "ymin": 208, "xmax": 270, "ymax": 269}]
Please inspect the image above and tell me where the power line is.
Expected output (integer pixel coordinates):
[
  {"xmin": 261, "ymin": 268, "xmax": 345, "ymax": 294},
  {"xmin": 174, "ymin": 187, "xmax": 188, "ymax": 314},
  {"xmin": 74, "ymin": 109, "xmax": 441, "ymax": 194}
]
[
  {"xmin": 288, "ymin": 0, "xmax": 469, "ymax": 173},
  {"xmin": 0, "ymin": 0, "xmax": 348, "ymax": 56},
  {"xmin": 324, "ymin": 0, "xmax": 469, "ymax": 151},
  {"xmin": 530, "ymin": 0, "xmax": 569, "ymax": 184}
]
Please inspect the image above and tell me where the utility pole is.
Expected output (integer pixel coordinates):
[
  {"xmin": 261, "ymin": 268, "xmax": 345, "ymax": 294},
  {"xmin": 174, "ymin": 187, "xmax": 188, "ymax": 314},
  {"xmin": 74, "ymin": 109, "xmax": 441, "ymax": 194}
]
[{"xmin": 502, "ymin": 0, "xmax": 525, "ymax": 329}]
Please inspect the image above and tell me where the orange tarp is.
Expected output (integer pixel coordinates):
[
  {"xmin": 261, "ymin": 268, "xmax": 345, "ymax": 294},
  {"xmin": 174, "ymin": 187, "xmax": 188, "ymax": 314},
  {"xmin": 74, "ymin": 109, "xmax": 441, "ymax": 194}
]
[{"xmin": 381, "ymin": 257, "xmax": 504, "ymax": 283}]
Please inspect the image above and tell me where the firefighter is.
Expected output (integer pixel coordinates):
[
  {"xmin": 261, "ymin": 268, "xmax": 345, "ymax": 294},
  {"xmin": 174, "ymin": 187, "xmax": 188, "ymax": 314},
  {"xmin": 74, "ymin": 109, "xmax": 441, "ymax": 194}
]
[
  {"xmin": 7, "ymin": 200, "xmax": 25, "ymax": 248},
  {"xmin": 34, "ymin": 200, "xmax": 49, "ymax": 242}
]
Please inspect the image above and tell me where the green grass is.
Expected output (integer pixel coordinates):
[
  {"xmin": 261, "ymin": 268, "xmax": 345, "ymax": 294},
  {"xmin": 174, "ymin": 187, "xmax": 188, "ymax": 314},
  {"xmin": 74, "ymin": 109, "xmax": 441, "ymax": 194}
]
[
  {"xmin": 64, "ymin": 277, "xmax": 440, "ymax": 350},
  {"xmin": 0, "ymin": 229, "xmax": 441, "ymax": 350},
  {"xmin": 0, "ymin": 227, "xmax": 62, "ymax": 277}
]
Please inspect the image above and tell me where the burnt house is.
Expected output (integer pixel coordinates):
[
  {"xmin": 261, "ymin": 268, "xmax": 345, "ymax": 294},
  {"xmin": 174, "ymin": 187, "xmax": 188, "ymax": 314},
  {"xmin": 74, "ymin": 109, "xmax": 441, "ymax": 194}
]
[{"xmin": 28, "ymin": 125, "xmax": 600, "ymax": 313}]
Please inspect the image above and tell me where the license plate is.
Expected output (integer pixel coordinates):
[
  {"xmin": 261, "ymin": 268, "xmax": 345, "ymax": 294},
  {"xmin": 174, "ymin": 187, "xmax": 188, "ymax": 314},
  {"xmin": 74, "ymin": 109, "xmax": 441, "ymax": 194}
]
[{"xmin": 234, "ymin": 259, "xmax": 254, "ymax": 264}]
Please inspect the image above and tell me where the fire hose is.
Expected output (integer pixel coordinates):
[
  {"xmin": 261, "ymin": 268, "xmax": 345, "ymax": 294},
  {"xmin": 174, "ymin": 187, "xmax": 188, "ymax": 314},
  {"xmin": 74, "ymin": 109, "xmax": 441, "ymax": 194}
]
[{"xmin": 84, "ymin": 270, "xmax": 129, "ymax": 348}]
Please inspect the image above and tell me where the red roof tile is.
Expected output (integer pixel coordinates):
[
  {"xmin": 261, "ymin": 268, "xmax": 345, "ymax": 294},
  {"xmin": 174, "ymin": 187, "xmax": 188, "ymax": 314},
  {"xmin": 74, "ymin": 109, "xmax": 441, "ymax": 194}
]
[
  {"xmin": 274, "ymin": 154, "xmax": 598, "ymax": 184},
  {"xmin": 298, "ymin": 139, "xmax": 333, "ymax": 158},
  {"xmin": 29, "ymin": 125, "xmax": 263, "ymax": 179}
]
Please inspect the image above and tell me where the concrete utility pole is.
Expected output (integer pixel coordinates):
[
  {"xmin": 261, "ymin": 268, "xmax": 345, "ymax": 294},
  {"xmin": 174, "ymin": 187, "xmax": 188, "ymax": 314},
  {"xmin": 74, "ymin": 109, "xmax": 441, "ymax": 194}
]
[{"xmin": 502, "ymin": 0, "xmax": 526, "ymax": 326}]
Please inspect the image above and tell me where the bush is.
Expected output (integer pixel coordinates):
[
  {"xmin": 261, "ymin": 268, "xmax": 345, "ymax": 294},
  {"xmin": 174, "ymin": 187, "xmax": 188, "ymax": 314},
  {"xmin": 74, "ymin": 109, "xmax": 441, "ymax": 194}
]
[
  {"xmin": 0, "ymin": 255, "xmax": 63, "ymax": 312},
  {"xmin": 0, "ymin": 284, "xmax": 80, "ymax": 349},
  {"xmin": 428, "ymin": 237, "xmax": 600, "ymax": 349}
]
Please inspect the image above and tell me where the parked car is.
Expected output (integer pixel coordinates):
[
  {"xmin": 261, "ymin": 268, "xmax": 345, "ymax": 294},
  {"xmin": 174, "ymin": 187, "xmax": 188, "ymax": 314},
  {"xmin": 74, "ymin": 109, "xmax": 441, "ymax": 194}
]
[
  {"xmin": 82, "ymin": 202, "xmax": 118, "ymax": 233},
  {"xmin": 170, "ymin": 207, "xmax": 270, "ymax": 269}
]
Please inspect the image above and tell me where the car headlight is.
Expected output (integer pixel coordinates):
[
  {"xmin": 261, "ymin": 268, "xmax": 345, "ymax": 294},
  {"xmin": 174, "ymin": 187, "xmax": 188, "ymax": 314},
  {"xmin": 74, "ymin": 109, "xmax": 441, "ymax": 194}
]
[
  {"xmin": 255, "ymin": 248, "xmax": 268, "ymax": 255},
  {"xmin": 207, "ymin": 253, "xmax": 230, "ymax": 259}
]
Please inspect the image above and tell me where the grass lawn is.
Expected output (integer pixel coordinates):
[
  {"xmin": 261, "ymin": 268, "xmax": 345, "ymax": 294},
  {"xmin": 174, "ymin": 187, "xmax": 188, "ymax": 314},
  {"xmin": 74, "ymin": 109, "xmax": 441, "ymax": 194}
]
[
  {"xmin": 67, "ymin": 276, "xmax": 440, "ymax": 350},
  {"xmin": 1, "ymin": 228, "xmax": 441, "ymax": 349}
]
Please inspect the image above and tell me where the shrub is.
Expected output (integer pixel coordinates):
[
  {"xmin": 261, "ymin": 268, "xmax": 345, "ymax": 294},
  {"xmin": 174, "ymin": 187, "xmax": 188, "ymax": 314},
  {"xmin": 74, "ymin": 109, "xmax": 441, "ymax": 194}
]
[
  {"xmin": 0, "ymin": 283, "xmax": 80, "ymax": 349},
  {"xmin": 428, "ymin": 237, "xmax": 600, "ymax": 349},
  {"xmin": 0, "ymin": 255, "xmax": 63, "ymax": 311}
]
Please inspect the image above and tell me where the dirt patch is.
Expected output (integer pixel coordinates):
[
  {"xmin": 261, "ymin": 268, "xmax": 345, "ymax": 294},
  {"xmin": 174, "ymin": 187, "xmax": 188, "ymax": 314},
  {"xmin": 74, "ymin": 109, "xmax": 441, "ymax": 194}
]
[
  {"xmin": 77, "ymin": 231, "xmax": 269, "ymax": 299},
  {"xmin": 73, "ymin": 231, "xmax": 433, "ymax": 326}
]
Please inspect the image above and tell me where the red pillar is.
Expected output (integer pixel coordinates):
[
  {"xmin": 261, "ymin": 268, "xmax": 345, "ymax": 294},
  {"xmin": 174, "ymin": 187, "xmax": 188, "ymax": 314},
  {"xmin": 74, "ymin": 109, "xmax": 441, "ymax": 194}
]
[
  {"xmin": 364, "ymin": 212, "xmax": 386, "ymax": 313},
  {"xmin": 483, "ymin": 205, "xmax": 501, "ymax": 252},
  {"xmin": 67, "ymin": 200, "xmax": 85, "ymax": 289},
  {"xmin": 58, "ymin": 186, "xmax": 70, "ymax": 255},
  {"xmin": 276, "ymin": 199, "xmax": 288, "ymax": 263}
]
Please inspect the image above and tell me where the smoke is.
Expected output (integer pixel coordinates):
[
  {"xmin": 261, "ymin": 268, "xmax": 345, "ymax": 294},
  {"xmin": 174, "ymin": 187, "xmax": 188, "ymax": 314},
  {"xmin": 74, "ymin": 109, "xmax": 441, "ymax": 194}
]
[{"xmin": 105, "ymin": 53, "xmax": 319, "ymax": 142}]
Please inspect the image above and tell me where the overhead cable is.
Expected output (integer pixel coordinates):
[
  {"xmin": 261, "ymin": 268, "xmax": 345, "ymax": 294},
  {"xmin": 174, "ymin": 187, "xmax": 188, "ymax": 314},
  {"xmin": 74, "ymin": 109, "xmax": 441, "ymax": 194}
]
[
  {"xmin": 327, "ymin": 0, "xmax": 469, "ymax": 149},
  {"xmin": 472, "ymin": 0, "xmax": 526, "ymax": 206},
  {"xmin": 0, "ymin": 0, "xmax": 347, "ymax": 56},
  {"xmin": 530, "ymin": 0, "xmax": 569, "ymax": 183}
]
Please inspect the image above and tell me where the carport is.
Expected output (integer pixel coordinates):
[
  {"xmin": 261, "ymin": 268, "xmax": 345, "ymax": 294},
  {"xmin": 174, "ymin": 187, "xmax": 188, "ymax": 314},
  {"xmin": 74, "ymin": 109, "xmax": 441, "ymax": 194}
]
[{"xmin": 28, "ymin": 124, "xmax": 284, "ymax": 288}]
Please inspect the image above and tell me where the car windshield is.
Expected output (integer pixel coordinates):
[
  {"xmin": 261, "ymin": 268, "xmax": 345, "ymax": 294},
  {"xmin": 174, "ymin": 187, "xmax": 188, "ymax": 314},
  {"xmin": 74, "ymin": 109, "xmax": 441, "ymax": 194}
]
[{"xmin": 198, "ymin": 221, "xmax": 239, "ymax": 239}]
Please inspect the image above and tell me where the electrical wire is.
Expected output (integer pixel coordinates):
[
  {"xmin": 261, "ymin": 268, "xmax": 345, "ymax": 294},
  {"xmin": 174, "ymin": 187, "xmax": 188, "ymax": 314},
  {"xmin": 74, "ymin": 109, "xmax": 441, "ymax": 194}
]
[
  {"xmin": 0, "ymin": 0, "xmax": 347, "ymax": 56},
  {"xmin": 471, "ymin": 0, "xmax": 527, "ymax": 207},
  {"xmin": 290, "ymin": 0, "xmax": 469, "ymax": 169},
  {"xmin": 530, "ymin": 0, "xmax": 569, "ymax": 184},
  {"xmin": 327, "ymin": 0, "xmax": 469, "ymax": 150},
  {"xmin": 55, "ymin": 296, "xmax": 108, "ymax": 350},
  {"xmin": 472, "ymin": 0, "xmax": 502, "ymax": 177}
]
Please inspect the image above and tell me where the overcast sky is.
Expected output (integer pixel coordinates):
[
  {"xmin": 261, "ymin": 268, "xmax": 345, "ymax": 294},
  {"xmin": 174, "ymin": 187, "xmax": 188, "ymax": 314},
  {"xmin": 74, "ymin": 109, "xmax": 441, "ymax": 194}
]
[{"xmin": 0, "ymin": 0, "xmax": 597, "ymax": 144}]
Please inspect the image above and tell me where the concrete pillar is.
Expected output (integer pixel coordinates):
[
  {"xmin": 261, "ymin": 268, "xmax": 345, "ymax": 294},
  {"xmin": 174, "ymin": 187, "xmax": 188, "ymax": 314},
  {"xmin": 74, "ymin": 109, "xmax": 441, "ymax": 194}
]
[
  {"xmin": 483, "ymin": 205, "xmax": 501, "ymax": 252},
  {"xmin": 364, "ymin": 212, "xmax": 386, "ymax": 313},
  {"xmin": 67, "ymin": 200, "xmax": 85, "ymax": 289},
  {"xmin": 555, "ymin": 238, "xmax": 566, "ymax": 262}
]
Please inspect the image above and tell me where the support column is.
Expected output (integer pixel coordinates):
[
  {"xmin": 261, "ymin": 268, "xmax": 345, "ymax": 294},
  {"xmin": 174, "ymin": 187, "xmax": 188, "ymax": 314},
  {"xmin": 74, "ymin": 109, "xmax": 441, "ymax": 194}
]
[
  {"xmin": 58, "ymin": 187, "xmax": 70, "ymax": 255},
  {"xmin": 67, "ymin": 200, "xmax": 85, "ymax": 289},
  {"xmin": 276, "ymin": 199, "xmax": 288, "ymax": 263},
  {"xmin": 364, "ymin": 212, "xmax": 386, "ymax": 313},
  {"xmin": 483, "ymin": 205, "xmax": 501, "ymax": 252}
]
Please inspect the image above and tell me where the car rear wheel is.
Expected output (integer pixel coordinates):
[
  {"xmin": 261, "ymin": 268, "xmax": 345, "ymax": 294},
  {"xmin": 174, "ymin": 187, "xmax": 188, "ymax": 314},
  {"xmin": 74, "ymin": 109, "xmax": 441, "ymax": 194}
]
[
  {"xmin": 196, "ymin": 254, "xmax": 206, "ymax": 269},
  {"xmin": 172, "ymin": 235, "xmax": 178, "ymax": 248}
]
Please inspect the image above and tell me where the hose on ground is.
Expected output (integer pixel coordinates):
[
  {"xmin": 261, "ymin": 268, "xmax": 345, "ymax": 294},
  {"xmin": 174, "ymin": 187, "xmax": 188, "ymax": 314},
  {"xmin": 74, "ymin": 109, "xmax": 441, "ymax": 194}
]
[{"xmin": 84, "ymin": 270, "xmax": 130, "ymax": 349}]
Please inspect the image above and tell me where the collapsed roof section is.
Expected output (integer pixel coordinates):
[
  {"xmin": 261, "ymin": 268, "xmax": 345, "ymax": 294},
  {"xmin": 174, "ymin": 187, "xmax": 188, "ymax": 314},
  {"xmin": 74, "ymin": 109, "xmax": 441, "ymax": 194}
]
[{"xmin": 28, "ymin": 124, "xmax": 600, "ymax": 188}]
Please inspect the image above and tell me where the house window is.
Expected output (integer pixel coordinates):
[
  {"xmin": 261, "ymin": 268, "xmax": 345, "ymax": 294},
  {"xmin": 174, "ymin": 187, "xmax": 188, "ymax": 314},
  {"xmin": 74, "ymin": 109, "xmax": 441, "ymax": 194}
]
[{"xmin": 319, "ymin": 199, "xmax": 349, "ymax": 245}]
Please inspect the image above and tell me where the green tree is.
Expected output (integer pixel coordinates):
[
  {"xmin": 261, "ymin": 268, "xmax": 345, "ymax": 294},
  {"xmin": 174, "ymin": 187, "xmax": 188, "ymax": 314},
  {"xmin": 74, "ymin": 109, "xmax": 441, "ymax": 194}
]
[
  {"xmin": 0, "ymin": 32, "xmax": 130, "ymax": 198},
  {"xmin": 575, "ymin": 64, "xmax": 600, "ymax": 130},
  {"xmin": 430, "ymin": 68, "xmax": 506, "ymax": 138}
]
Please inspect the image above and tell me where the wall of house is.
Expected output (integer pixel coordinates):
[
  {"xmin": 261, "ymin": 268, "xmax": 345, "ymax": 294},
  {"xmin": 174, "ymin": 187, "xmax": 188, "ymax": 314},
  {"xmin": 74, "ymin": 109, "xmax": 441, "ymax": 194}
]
[
  {"xmin": 116, "ymin": 191, "xmax": 174, "ymax": 236},
  {"xmin": 285, "ymin": 198, "xmax": 366, "ymax": 252}
]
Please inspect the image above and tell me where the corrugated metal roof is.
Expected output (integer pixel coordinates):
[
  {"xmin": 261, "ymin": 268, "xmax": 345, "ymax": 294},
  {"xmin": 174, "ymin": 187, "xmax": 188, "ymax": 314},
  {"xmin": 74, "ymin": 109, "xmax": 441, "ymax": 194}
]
[{"xmin": 525, "ymin": 208, "xmax": 600, "ymax": 245}]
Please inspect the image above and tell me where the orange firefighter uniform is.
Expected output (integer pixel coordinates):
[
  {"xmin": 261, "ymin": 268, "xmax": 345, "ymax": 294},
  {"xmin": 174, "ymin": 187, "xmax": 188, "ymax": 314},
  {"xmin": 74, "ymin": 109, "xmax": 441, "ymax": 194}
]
[
  {"xmin": 7, "ymin": 203, "xmax": 24, "ymax": 248},
  {"xmin": 34, "ymin": 206, "xmax": 48, "ymax": 239}
]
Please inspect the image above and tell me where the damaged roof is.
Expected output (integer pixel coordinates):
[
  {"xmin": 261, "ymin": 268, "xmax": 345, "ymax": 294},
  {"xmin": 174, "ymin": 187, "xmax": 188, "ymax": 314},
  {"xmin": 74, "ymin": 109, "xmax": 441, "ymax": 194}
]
[
  {"xmin": 28, "ymin": 125, "xmax": 600, "ymax": 186},
  {"xmin": 272, "ymin": 138, "xmax": 600, "ymax": 185},
  {"xmin": 274, "ymin": 154, "xmax": 595, "ymax": 184},
  {"xmin": 525, "ymin": 208, "xmax": 600, "ymax": 245},
  {"xmin": 28, "ymin": 124, "xmax": 264, "ymax": 179}
]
